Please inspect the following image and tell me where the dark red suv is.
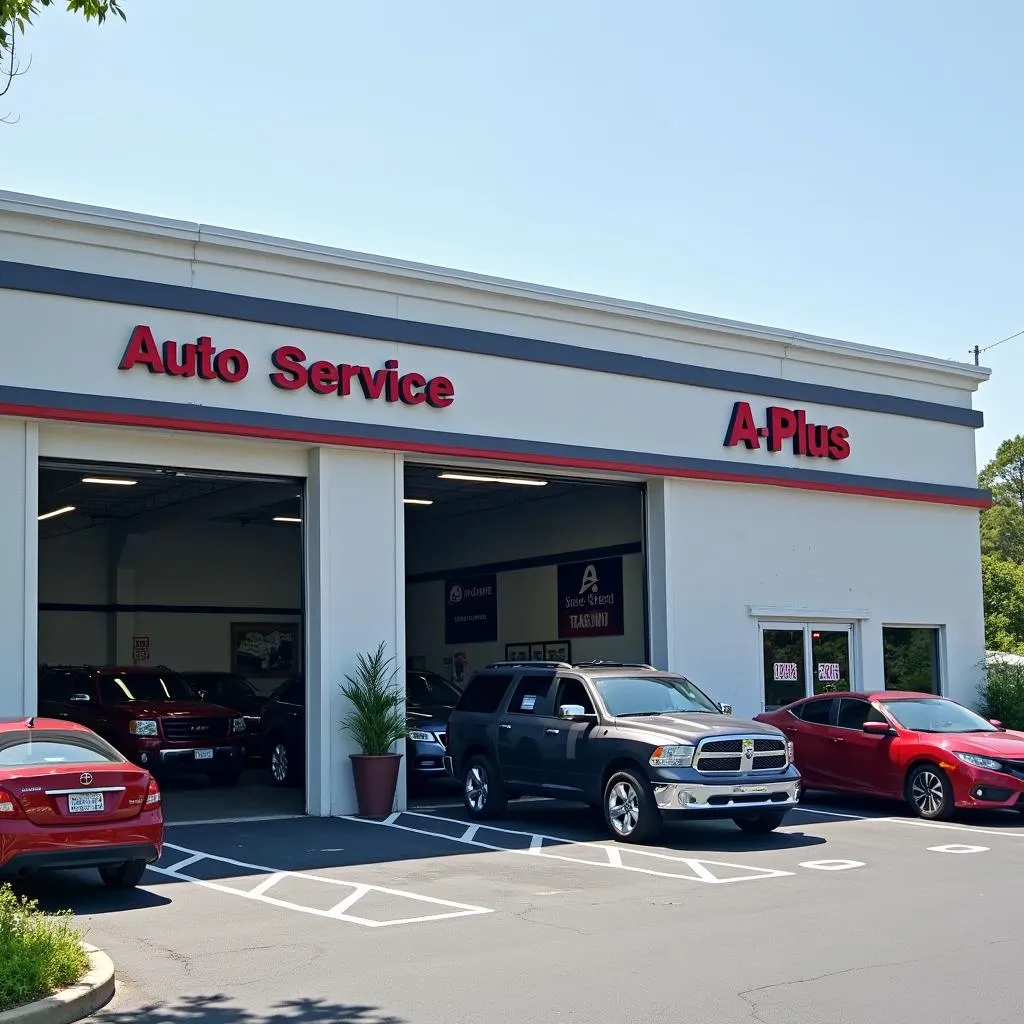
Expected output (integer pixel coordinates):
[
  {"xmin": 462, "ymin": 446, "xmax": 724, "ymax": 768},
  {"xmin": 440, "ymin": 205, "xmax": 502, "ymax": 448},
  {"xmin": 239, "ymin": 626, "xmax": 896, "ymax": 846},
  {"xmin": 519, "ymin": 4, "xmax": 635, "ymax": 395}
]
[{"xmin": 38, "ymin": 666, "xmax": 247, "ymax": 785}]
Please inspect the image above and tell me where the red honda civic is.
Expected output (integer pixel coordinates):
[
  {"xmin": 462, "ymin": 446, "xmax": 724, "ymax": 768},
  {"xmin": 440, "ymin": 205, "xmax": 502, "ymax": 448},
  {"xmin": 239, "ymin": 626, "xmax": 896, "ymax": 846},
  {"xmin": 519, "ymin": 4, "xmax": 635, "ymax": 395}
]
[
  {"xmin": 755, "ymin": 691, "xmax": 1024, "ymax": 820},
  {"xmin": 0, "ymin": 716, "xmax": 164, "ymax": 887}
]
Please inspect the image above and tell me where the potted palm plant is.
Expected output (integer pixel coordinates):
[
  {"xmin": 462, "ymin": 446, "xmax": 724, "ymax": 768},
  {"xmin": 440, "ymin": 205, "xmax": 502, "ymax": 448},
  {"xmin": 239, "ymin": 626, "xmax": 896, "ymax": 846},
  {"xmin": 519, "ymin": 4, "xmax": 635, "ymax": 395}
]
[{"xmin": 339, "ymin": 641, "xmax": 408, "ymax": 817}]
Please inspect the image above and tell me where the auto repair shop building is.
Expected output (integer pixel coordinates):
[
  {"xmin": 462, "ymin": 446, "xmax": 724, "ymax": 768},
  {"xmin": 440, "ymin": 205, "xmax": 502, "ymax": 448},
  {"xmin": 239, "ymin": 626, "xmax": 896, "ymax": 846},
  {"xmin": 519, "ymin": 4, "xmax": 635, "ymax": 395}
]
[{"xmin": 0, "ymin": 190, "xmax": 991, "ymax": 817}]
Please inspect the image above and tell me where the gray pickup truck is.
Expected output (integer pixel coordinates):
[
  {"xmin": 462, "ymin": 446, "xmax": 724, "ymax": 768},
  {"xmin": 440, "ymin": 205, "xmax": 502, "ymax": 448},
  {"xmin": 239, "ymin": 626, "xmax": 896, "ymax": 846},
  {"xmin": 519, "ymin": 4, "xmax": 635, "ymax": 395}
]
[{"xmin": 443, "ymin": 660, "xmax": 802, "ymax": 843}]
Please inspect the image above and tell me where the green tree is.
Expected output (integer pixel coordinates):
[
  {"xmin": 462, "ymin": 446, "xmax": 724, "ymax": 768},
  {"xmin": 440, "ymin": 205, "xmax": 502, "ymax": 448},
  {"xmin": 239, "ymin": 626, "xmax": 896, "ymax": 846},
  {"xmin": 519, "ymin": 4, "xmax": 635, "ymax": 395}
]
[
  {"xmin": 979, "ymin": 435, "xmax": 1024, "ymax": 563},
  {"xmin": 981, "ymin": 553, "xmax": 1024, "ymax": 654},
  {"xmin": 1, "ymin": 1, "xmax": 125, "ymax": 106}
]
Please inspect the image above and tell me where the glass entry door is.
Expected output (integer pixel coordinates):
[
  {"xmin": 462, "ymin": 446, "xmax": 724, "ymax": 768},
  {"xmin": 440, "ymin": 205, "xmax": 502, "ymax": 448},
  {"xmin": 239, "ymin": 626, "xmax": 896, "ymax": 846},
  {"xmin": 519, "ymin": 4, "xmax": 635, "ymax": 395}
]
[{"xmin": 760, "ymin": 622, "xmax": 853, "ymax": 711}]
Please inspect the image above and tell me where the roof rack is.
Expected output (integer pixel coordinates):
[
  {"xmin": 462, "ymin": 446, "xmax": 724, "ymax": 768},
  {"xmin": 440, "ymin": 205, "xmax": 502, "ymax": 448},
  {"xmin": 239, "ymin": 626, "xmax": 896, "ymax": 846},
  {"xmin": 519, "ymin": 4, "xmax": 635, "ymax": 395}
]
[
  {"xmin": 573, "ymin": 661, "xmax": 657, "ymax": 670},
  {"xmin": 485, "ymin": 661, "xmax": 573, "ymax": 670}
]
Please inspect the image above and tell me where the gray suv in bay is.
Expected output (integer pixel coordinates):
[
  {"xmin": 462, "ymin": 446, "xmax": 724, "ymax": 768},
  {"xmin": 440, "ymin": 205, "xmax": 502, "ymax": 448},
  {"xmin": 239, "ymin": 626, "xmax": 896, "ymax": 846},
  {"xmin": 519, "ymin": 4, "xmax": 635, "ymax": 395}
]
[{"xmin": 443, "ymin": 660, "xmax": 801, "ymax": 843}]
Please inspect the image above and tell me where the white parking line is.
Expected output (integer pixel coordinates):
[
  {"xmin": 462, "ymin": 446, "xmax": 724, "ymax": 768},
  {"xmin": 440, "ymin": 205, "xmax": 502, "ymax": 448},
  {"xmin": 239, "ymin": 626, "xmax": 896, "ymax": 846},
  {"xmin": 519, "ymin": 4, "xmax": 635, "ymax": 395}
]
[
  {"xmin": 798, "ymin": 806, "xmax": 1024, "ymax": 839},
  {"xmin": 345, "ymin": 811, "xmax": 795, "ymax": 884},
  {"xmin": 148, "ymin": 841, "xmax": 493, "ymax": 927},
  {"xmin": 927, "ymin": 844, "xmax": 989, "ymax": 854}
]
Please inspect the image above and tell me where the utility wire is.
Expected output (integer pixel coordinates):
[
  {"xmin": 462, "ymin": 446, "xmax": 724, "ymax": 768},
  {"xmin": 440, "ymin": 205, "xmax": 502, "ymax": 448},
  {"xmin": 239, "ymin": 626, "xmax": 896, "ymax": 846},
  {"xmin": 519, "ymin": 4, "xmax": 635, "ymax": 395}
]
[{"xmin": 970, "ymin": 326, "xmax": 1024, "ymax": 365}]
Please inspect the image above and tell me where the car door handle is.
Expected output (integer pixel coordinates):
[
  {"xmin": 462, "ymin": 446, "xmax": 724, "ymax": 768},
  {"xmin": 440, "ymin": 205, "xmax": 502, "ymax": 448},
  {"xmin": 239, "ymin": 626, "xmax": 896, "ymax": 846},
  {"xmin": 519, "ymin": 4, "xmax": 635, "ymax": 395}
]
[
  {"xmin": 499, "ymin": 723, "xmax": 512, "ymax": 730},
  {"xmin": 832, "ymin": 737, "xmax": 845, "ymax": 743},
  {"xmin": 545, "ymin": 728, "xmax": 560, "ymax": 736}
]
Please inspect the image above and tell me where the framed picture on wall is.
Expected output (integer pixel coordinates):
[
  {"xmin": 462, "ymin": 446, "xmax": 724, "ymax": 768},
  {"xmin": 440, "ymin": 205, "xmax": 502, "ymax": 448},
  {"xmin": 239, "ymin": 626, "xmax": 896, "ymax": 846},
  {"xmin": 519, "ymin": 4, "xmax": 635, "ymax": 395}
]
[
  {"xmin": 529, "ymin": 643, "xmax": 546, "ymax": 660},
  {"xmin": 544, "ymin": 641, "xmax": 571, "ymax": 662},
  {"xmin": 505, "ymin": 644, "xmax": 531, "ymax": 662},
  {"xmin": 230, "ymin": 622, "xmax": 301, "ymax": 678}
]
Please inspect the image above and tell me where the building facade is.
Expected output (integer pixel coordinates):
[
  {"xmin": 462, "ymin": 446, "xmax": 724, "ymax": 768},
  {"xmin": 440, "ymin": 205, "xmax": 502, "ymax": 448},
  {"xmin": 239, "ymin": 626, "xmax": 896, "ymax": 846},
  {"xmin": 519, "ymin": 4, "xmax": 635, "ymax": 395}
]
[{"xmin": 0, "ymin": 191, "xmax": 991, "ymax": 816}]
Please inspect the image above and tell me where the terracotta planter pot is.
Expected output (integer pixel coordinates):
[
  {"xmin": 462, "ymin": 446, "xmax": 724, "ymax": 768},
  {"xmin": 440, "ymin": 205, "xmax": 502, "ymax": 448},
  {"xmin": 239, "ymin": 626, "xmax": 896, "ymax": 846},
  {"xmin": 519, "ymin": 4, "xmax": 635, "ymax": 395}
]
[{"xmin": 350, "ymin": 753, "xmax": 403, "ymax": 817}]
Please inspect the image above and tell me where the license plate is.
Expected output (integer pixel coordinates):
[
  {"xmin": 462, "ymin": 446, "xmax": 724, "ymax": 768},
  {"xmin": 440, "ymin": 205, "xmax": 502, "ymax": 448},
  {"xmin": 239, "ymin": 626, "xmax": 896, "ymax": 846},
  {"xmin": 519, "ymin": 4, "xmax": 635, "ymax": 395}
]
[
  {"xmin": 194, "ymin": 749, "xmax": 214, "ymax": 760},
  {"xmin": 68, "ymin": 792, "xmax": 104, "ymax": 813},
  {"xmin": 735, "ymin": 785, "xmax": 769, "ymax": 795}
]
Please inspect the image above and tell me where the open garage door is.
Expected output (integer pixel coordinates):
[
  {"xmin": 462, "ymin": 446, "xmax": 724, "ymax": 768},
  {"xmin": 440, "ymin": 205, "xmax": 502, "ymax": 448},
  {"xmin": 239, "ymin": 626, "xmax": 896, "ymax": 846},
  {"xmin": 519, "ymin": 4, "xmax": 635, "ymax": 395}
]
[
  {"xmin": 36, "ymin": 459, "xmax": 306, "ymax": 824},
  {"xmin": 403, "ymin": 461, "xmax": 647, "ymax": 795}
]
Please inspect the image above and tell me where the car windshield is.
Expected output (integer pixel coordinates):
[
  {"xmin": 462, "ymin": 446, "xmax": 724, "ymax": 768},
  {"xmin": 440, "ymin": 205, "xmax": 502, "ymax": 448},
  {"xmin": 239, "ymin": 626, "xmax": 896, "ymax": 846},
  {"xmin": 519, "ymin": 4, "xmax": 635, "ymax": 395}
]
[
  {"xmin": 881, "ymin": 698, "xmax": 999, "ymax": 734},
  {"xmin": 209, "ymin": 676, "xmax": 257, "ymax": 702},
  {"xmin": 593, "ymin": 675, "xmax": 721, "ymax": 717},
  {"xmin": 98, "ymin": 671, "xmax": 196, "ymax": 704},
  {"xmin": 407, "ymin": 672, "xmax": 462, "ymax": 707}
]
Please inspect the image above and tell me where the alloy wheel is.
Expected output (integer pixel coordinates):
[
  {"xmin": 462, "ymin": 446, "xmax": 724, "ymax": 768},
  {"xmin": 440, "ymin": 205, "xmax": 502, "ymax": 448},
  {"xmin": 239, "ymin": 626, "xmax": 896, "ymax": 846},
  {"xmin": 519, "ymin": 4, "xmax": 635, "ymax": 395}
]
[
  {"xmin": 911, "ymin": 770, "xmax": 944, "ymax": 816},
  {"xmin": 607, "ymin": 780, "xmax": 640, "ymax": 836},
  {"xmin": 465, "ymin": 765, "xmax": 488, "ymax": 812},
  {"xmin": 271, "ymin": 743, "xmax": 289, "ymax": 783}
]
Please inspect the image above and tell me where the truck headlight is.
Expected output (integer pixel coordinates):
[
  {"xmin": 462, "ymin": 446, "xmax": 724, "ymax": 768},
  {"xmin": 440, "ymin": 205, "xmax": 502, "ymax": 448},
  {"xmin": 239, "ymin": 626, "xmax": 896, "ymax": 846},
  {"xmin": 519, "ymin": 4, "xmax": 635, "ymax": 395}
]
[
  {"xmin": 408, "ymin": 730, "xmax": 435, "ymax": 742},
  {"xmin": 129, "ymin": 719, "xmax": 158, "ymax": 737},
  {"xmin": 955, "ymin": 751, "xmax": 1002, "ymax": 772},
  {"xmin": 649, "ymin": 744, "xmax": 695, "ymax": 767},
  {"xmin": 232, "ymin": 717, "xmax": 246, "ymax": 734}
]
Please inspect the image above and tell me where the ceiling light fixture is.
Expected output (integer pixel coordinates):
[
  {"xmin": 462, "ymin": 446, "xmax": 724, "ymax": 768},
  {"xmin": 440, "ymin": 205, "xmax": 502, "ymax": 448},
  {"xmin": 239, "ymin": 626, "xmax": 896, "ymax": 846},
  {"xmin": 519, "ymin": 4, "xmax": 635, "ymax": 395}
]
[
  {"xmin": 403, "ymin": 498, "xmax": 434, "ymax": 506},
  {"xmin": 273, "ymin": 516, "xmax": 302, "ymax": 523},
  {"xmin": 438, "ymin": 472, "xmax": 547, "ymax": 487},
  {"xmin": 38, "ymin": 505, "xmax": 76, "ymax": 521},
  {"xmin": 81, "ymin": 477, "xmax": 138, "ymax": 486}
]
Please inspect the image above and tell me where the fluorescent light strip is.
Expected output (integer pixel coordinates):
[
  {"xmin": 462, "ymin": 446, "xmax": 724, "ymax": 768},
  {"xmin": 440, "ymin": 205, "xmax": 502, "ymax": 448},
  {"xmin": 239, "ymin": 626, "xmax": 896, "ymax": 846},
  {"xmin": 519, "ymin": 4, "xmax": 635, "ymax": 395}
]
[
  {"xmin": 38, "ymin": 505, "xmax": 76, "ymax": 521},
  {"xmin": 438, "ymin": 472, "xmax": 547, "ymax": 487},
  {"xmin": 81, "ymin": 477, "xmax": 137, "ymax": 486},
  {"xmin": 404, "ymin": 498, "xmax": 434, "ymax": 506},
  {"xmin": 273, "ymin": 516, "xmax": 302, "ymax": 523}
]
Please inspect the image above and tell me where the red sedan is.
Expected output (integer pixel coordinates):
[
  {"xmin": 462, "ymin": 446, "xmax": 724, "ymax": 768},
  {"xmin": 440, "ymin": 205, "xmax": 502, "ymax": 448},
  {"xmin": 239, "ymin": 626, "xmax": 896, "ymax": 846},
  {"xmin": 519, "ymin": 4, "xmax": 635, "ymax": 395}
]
[
  {"xmin": 755, "ymin": 691, "xmax": 1024, "ymax": 820},
  {"xmin": 0, "ymin": 716, "xmax": 163, "ymax": 887}
]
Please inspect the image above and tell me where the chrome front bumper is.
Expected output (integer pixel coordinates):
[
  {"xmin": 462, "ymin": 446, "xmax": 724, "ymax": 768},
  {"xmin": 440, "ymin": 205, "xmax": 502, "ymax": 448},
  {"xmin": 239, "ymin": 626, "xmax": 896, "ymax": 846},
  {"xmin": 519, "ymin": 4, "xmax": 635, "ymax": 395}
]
[{"xmin": 653, "ymin": 778, "xmax": 801, "ymax": 812}]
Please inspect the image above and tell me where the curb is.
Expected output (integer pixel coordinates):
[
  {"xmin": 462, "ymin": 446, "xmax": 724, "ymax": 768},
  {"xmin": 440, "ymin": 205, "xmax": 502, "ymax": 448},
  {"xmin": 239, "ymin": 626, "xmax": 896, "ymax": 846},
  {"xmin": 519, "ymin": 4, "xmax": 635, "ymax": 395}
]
[{"xmin": 0, "ymin": 945, "xmax": 115, "ymax": 1024}]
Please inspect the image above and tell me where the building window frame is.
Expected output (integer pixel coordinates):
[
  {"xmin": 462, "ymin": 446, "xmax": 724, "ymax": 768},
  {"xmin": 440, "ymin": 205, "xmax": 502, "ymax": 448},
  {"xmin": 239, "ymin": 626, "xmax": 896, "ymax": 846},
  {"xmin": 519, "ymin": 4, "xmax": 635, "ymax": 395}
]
[{"xmin": 881, "ymin": 623, "xmax": 945, "ymax": 696}]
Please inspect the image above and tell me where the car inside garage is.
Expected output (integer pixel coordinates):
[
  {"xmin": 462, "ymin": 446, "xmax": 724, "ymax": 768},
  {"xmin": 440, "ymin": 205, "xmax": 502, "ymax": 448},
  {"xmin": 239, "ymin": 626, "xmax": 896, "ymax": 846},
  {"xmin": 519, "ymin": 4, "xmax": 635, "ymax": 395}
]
[
  {"xmin": 36, "ymin": 459, "xmax": 306, "ymax": 824},
  {"xmin": 403, "ymin": 462, "xmax": 648, "ymax": 794}
]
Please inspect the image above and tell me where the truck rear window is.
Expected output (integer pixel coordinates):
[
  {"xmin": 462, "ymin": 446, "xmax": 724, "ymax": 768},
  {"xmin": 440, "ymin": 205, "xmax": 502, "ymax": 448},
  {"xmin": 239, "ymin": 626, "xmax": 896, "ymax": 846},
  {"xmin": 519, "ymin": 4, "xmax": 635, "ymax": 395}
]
[{"xmin": 455, "ymin": 674, "xmax": 514, "ymax": 714}]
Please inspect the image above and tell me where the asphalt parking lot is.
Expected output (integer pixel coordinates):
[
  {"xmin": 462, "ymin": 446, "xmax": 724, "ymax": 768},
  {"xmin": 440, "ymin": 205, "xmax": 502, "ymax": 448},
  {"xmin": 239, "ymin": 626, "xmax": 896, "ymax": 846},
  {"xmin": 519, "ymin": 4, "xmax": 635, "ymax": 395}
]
[{"xmin": 19, "ymin": 793, "xmax": 1024, "ymax": 1024}]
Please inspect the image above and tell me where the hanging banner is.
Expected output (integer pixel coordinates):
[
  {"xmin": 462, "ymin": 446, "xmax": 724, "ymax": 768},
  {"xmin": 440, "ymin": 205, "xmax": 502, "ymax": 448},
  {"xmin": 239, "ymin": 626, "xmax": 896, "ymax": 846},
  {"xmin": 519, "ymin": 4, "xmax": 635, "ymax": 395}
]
[
  {"xmin": 444, "ymin": 574, "xmax": 497, "ymax": 645},
  {"xmin": 557, "ymin": 556, "xmax": 624, "ymax": 638}
]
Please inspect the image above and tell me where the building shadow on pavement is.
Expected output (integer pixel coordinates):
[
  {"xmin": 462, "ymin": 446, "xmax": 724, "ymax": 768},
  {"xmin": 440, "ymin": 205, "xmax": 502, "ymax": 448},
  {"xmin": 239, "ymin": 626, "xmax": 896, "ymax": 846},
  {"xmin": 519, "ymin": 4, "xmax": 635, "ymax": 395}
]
[{"xmin": 94, "ymin": 993, "xmax": 403, "ymax": 1024}]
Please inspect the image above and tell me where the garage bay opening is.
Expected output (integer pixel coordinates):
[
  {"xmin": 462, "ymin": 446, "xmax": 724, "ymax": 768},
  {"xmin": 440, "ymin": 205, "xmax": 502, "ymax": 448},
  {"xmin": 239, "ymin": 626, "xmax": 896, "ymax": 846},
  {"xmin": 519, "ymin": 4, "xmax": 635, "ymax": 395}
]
[
  {"xmin": 403, "ymin": 462, "xmax": 648, "ymax": 797},
  {"xmin": 36, "ymin": 459, "xmax": 306, "ymax": 824}
]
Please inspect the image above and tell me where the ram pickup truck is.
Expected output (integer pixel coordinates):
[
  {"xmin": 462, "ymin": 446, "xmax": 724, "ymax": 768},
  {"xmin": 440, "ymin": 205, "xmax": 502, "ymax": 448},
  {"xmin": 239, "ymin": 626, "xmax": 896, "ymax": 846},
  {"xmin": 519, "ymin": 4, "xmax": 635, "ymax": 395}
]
[{"xmin": 444, "ymin": 660, "xmax": 801, "ymax": 843}]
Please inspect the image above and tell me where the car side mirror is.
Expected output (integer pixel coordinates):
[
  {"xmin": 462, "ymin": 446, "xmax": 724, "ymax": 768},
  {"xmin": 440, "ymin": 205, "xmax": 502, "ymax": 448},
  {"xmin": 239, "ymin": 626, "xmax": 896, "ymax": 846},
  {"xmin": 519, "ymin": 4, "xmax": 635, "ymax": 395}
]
[
  {"xmin": 718, "ymin": 703, "xmax": 733, "ymax": 715},
  {"xmin": 197, "ymin": 689, "xmax": 209, "ymax": 702},
  {"xmin": 68, "ymin": 693, "xmax": 91, "ymax": 703},
  {"xmin": 559, "ymin": 704, "xmax": 596, "ymax": 722},
  {"xmin": 863, "ymin": 721, "xmax": 893, "ymax": 736},
  {"xmin": 990, "ymin": 719, "xmax": 1004, "ymax": 730}
]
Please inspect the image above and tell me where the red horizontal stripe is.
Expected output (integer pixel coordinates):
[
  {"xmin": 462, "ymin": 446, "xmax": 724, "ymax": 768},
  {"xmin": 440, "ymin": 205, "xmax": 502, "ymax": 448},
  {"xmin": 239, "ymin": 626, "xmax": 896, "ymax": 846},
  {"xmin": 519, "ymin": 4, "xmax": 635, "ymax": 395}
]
[{"xmin": 0, "ymin": 401, "xmax": 991, "ymax": 509}]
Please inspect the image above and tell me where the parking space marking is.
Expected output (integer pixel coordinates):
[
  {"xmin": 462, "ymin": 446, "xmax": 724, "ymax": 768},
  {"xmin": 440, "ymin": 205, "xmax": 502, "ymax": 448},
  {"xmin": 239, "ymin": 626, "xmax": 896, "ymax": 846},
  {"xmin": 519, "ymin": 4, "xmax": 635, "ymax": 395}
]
[
  {"xmin": 798, "ymin": 859, "xmax": 865, "ymax": 871},
  {"xmin": 346, "ymin": 811, "xmax": 795, "ymax": 884},
  {"xmin": 797, "ymin": 807, "xmax": 1024, "ymax": 839},
  {"xmin": 927, "ymin": 844, "xmax": 989, "ymax": 854},
  {"xmin": 148, "ymin": 842, "xmax": 493, "ymax": 927}
]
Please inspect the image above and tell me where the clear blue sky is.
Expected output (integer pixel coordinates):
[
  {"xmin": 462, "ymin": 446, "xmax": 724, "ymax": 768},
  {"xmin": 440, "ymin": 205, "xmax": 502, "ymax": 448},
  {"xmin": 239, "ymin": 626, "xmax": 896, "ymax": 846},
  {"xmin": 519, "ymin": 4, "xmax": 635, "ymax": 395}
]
[{"xmin": 2, "ymin": 0, "xmax": 1021, "ymax": 469}]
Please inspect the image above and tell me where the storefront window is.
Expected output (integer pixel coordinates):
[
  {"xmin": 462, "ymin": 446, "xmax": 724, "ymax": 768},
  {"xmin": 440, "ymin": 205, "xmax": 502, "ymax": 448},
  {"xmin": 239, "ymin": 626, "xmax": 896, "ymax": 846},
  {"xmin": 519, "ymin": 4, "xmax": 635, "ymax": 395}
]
[
  {"xmin": 761, "ymin": 622, "xmax": 854, "ymax": 710},
  {"xmin": 810, "ymin": 629, "xmax": 852, "ymax": 695},
  {"xmin": 883, "ymin": 627, "xmax": 941, "ymax": 693},
  {"xmin": 762, "ymin": 629, "xmax": 806, "ymax": 710}
]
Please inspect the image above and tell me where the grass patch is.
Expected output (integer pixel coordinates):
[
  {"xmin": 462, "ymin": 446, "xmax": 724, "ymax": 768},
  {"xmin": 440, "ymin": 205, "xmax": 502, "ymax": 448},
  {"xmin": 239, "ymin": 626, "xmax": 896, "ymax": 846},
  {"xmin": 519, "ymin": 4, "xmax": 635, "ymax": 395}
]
[{"xmin": 0, "ymin": 884, "xmax": 90, "ymax": 1011}]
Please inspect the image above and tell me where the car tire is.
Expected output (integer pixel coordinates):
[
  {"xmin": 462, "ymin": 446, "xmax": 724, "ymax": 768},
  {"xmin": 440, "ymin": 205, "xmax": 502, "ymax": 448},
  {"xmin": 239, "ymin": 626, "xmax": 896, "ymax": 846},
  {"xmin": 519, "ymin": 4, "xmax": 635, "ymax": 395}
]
[
  {"xmin": 462, "ymin": 755, "xmax": 507, "ymax": 820},
  {"xmin": 906, "ymin": 763, "xmax": 954, "ymax": 820},
  {"xmin": 268, "ymin": 737, "xmax": 298, "ymax": 788},
  {"xmin": 99, "ymin": 859, "xmax": 147, "ymax": 889},
  {"xmin": 603, "ymin": 769, "xmax": 661, "ymax": 844},
  {"xmin": 733, "ymin": 811, "xmax": 788, "ymax": 834}
]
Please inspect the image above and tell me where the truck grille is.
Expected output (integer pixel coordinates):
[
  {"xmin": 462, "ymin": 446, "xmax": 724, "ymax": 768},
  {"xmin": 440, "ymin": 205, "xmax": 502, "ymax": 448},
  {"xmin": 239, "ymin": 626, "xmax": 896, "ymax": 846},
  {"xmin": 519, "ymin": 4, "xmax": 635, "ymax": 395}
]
[
  {"xmin": 693, "ymin": 735, "xmax": 788, "ymax": 774},
  {"xmin": 162, "ymin": 717, "xmax": 229, "ymax": 742}
]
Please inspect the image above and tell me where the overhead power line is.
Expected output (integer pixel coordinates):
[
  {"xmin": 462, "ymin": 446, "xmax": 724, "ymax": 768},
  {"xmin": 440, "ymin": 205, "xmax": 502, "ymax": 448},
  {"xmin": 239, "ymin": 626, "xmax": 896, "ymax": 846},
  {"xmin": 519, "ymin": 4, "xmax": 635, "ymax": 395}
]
[{"xmin": 970, "ymin": 326, "xmax": 1024, "ymax": 365}]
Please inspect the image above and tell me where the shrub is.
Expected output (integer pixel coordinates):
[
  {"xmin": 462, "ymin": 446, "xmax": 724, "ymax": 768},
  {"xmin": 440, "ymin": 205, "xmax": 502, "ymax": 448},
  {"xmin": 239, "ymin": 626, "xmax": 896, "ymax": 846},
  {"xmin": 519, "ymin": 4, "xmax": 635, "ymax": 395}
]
[
  {"xmin": 979, "ymin": 657, "xmax": 1024, "ymax": 731},
  {"xmin": 0, "ymin": 885, "xmax": 90, "ymax": 1011},
  {"xmin": 339, "ymin": 641, "xmax": 408, "ymax": 756}
]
